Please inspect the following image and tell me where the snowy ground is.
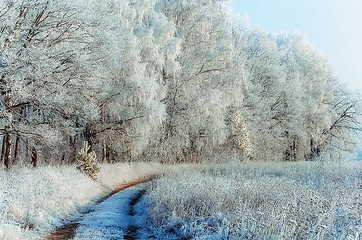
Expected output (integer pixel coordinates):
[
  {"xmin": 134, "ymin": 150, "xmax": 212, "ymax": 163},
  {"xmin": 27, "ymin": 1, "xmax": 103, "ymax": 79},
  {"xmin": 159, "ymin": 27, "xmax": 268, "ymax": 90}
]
[
  {"xmin": 74, "ymin": 161, "xmax": 361, "ymax": 240},
  {"xmin": 0, "ymin": 162, "xmax": 174, "ymax": 240},
  {"xmin": 73, "ymin": 182, "xmax": 194, "ymax": 240},
  {"xmin": 72, "ymin": 183, "xmax": 154, "ymax": 240},
  {"xmin": 148, "ymin": 161, "xmax": 362, "ymax": 239},
  {"xmin": 1, "ymin": 160, "xmax": 360, "ymax": 239}
]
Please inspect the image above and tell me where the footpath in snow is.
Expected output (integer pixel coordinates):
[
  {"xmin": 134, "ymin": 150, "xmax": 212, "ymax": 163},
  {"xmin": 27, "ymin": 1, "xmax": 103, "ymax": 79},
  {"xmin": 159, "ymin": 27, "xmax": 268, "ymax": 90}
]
[
  {"xmin": 74, "ymin": 183, "xmax": 156, "ymax": 240},
  {"xmin": 67, "ymin": 183, "xmax": 156, "ymax": 240}
]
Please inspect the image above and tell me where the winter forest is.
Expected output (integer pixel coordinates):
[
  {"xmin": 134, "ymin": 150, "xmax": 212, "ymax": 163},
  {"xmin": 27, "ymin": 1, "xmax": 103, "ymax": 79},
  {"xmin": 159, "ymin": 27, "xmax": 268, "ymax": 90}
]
[
  {"xmin": 1, "ymin": 0, "xmax": 361, "ymax": 169},
  {"xmin": 0, "ymin": 0, "xmax": 361, "ymax": 239}
]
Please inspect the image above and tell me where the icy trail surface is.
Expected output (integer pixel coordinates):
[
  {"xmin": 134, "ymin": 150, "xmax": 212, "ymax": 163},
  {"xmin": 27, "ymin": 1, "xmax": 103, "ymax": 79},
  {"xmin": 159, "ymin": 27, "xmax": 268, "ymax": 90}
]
[{"xmin": 72, "ymin": 183, "xmax": 157, "ymax": 240}]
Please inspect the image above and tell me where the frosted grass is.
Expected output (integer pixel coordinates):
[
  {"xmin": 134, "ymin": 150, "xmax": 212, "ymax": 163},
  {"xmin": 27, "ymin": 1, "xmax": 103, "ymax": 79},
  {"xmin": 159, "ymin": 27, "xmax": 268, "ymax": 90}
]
[
  {"xmin": 0, "ymin": 162, "xmax": 174, "ymax": 239},
  {"xmin": 149, "ymin": 161, "xmax": 361, "ymax": 239}
]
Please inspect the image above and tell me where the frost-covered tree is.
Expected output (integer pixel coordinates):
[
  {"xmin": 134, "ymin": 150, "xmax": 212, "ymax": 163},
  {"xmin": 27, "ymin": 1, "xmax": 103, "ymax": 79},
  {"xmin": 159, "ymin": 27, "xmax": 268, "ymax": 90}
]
[
  {"xmin": 0, "ymin": 0, "xmax": 105, "ymax": 168},
  {"xmin": 234, "ymin": 26, "xmax": 290, "ymax": 161},
  {"xmin": 0, "ymin": 0, "xmax": 359, "ymax": 167},
  {"xmin": 86, "ymin": 0, "xmax": 180, "ymax": 162},
  {"xmin": 235, "ymin": 22, "xmax": 361, "ymax": 161},
  {"xmin": 149, "ymin": 0, "xmax": 237, "ymax": 163},
  {"xmin": 229, "ymin": 110, "xmax": 252, "ymax": 157}
]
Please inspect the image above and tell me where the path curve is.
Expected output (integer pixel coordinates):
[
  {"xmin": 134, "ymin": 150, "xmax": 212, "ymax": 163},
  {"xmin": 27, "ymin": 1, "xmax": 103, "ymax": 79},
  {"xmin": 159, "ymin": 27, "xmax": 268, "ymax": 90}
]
[
  {"xmin": 123, "ymin": 189, "xmax": 146, "ymax": 240},
  {"xmin": 45, "ymin": 177, "xmax": 155, "ymax": 240}
]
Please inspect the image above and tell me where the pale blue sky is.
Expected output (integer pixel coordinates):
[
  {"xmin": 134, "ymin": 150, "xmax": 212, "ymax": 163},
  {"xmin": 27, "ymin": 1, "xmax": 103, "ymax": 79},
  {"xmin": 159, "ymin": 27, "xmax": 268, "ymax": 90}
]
[{"xmin": 231, "ymin": 0, "xmax": 362, "ymax": 93}]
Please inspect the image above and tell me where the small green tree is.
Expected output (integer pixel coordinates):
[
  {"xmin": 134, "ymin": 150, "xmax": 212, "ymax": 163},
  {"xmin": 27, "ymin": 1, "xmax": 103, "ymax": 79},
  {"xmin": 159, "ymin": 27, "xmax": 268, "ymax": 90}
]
[{"xmin": 76, "ymin": 141, "xmax": 100, "ymax": 180}]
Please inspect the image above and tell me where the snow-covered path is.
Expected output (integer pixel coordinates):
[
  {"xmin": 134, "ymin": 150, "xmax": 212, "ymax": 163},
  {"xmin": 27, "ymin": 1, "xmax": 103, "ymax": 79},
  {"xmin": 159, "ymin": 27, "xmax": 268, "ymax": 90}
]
[{"xmin": 71, "ymin": 183, "xmax": 157, "ymax": 240}]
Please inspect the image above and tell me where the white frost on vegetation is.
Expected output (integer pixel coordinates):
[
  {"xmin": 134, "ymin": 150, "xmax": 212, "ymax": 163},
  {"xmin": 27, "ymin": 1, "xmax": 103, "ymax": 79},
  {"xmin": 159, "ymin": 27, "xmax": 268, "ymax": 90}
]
[
  {"xmin": 149, "ymin": 161, "xmax": 362, "ymax": 239},
  {"xmin": 0, "ymin": 162, "xmax": 174, "ymax": 240}
]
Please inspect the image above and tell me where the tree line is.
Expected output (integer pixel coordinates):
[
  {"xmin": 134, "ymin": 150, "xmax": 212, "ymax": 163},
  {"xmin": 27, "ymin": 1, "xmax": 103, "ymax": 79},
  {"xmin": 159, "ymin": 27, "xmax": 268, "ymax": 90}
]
[{"xmin": 1, "ymin": 0, "xmax": 360, "ymax": 169}]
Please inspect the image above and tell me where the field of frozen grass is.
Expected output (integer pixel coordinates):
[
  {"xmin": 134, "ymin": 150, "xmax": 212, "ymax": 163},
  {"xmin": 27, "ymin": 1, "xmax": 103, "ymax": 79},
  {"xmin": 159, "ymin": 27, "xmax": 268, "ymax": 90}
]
[
  {"xmin": 1, "ymin": 160, "xmax": 360, "ymax": 240},
  {"xmin": 0, "ymin": 162, "xmax": 174, "ymax": 240},
  {"xmin": 148, "ymin": 161, "xmax": 361, "ymax": 240}
]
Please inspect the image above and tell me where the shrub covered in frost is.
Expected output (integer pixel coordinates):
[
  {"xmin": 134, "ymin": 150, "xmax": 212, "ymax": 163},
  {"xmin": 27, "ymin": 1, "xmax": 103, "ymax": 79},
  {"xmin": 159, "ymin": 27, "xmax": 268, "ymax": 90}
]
[{"xmin": 76, "ymin": 141, "xmax": 100, "ymax": 180}]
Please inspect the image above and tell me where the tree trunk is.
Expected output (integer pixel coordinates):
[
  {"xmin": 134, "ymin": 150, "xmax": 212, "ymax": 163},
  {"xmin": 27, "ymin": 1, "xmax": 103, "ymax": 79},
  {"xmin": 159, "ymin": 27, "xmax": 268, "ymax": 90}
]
[
  {"xmin": 305, "ymin": 138, "xmax": 320, "ymax": 161},
  {"xmin": 2, "ymin": 94, "xmax": 14, "ymax": 169},
  {"xmin": 102, "ymin": 139, "xmax": 107, "ymax": 163},
  {"xmin": 69, "ymin": 135, "xmax": 77, "ymax": 163},
  {"xmin": 3, "ymin": 133, "xmax": 13, "ymax": 169},
  {"xmin": 13, "ymin": 134, "xmax": 21, "ymax": 165},
  {"xmin": 1, "ymin": 135, "xmax": 7, "ymax": 168},
  {"xmin": 31, "ymin": 146, "xmax": 38, "ymax": 168},
  {"xmin": 84, "ymin": 122, "xmax": 96, "ymax": 152}
]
